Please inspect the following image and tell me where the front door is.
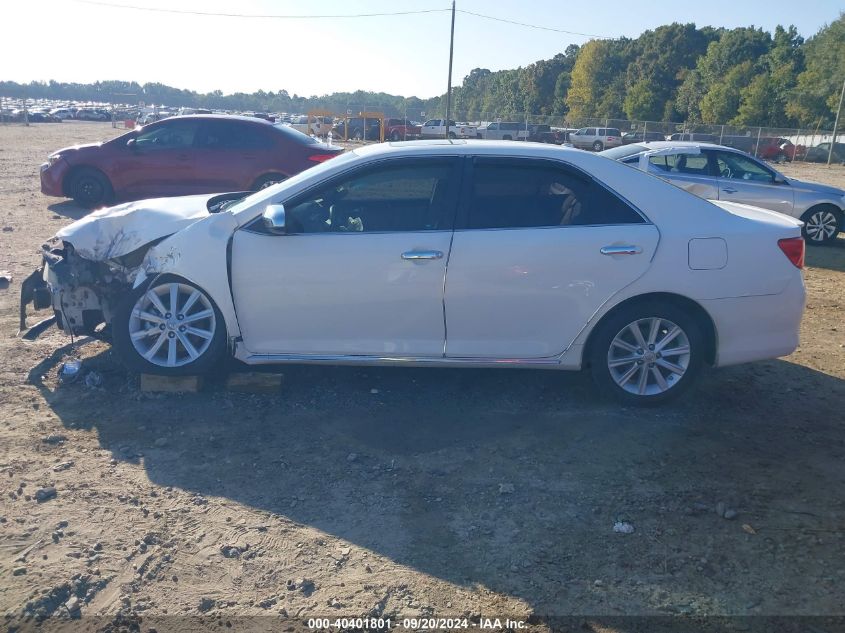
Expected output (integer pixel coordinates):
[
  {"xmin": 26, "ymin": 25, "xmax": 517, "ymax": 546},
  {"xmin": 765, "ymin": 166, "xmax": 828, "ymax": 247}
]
[
  {"xmin": 709, "ymin": 149, "xmax": 794, "ymax": 215},
  {"xmin": 231, "ymin": 157, "xmax": 462, "ymax": 356},
  {"xmin": 115, "ymin": 119, "xmax": 200, "ymax": 198},
  {"xmin": 444, "ymin": 157, "xmax": 659, "ymax": 358}
]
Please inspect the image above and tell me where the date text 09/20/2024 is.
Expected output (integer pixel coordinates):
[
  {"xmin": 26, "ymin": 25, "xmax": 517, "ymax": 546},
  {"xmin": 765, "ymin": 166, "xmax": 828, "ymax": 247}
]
[{"xmin": 306, "ymin": 618, "xmax": 527, "ymax": 630}]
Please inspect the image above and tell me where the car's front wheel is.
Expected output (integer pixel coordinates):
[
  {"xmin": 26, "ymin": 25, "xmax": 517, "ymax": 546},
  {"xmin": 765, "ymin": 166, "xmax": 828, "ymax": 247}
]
[
  {"xmin": 69, "ymin": 167, "xmax": 113, "ymax": 208},
  {"xmin": 592, "ymin": 140, "xmax": 604, "ymax": 151},
  {"xmin": 113, "ymin": 275, "xmax": 227, "ymax": 375},
  {"xmin": 251, "ymin": 173, "xmax": 286, "ymax": 191},
  {"xmin": 589, "ymin": 301, "xmax": 705, "ymax": 405},
  {"xmin": 801, "ymin": 206, "xmax": 841, "ymax": 245}
]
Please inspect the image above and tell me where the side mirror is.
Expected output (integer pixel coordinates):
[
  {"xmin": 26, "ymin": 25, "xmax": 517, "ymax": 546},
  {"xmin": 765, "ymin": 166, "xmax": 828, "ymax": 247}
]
[
  {"xmin": 773, "ymin": 174, "xmax": 788, "ymax": 184},
  {"xmin": 262, "ymin": 204, "xmax": 286, "ymax": 234}
]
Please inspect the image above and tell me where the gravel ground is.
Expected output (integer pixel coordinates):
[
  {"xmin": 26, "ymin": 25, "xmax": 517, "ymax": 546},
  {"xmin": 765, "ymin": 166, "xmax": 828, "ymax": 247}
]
[{"xmin": 1, "ymin": 122, "xmax": 845, "ymax": 632}]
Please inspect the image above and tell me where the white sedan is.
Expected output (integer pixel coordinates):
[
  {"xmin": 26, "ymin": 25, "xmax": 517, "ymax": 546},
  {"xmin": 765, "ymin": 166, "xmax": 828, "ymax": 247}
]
[{"xmin": 22, "ymin": 141, "xmax": 806, "ymax": 404}]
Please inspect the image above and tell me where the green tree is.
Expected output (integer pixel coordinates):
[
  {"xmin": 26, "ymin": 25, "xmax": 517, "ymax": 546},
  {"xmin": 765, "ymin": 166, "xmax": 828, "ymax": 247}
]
[{"xmin": 787, "ymin": 13, "xmax": 845, "ymax": 125}]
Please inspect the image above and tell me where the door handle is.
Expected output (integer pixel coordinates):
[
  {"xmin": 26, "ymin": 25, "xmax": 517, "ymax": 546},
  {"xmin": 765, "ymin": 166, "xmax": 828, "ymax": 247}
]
[
  {"xmin": 401, "ymin": 250, "xmax": 443, "ymax": 260},
  {"xmin": 600, "ymin": 245, "xmax": 642, "ymax": 256},
  {"xmin": 722, "ymin": 187, "xmax": 737, "ymax": 193}
]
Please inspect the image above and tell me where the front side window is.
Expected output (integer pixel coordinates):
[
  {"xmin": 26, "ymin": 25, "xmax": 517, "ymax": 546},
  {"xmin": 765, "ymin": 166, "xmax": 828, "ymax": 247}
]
[
  {"xmin": 466, "ymin": 160, "xmax": 644, "ymax": 230},
  {"xmin": 284, "ymin": 159, "xmax": 458, "ymax": 234},
  {"xmin": 714, "ymin": 151, "xmax": 774, "ymax": 182},
  {"xmin": 134, "ymin": 121, "xmax": 199, "ymax": 149},
  {"xmin": 585, "ymin": 128, "xmax": 597, "ymax": 136}
]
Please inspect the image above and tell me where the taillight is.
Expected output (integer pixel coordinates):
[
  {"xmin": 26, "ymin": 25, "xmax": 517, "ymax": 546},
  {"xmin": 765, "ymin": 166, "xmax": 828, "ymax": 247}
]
[
  {"xmin": 307, "ymin": 153, "xmax": 337, "ymax": 163},
  {"xmin": 778, "ymin": 237, "xmax": 805, "ymax": 269}
]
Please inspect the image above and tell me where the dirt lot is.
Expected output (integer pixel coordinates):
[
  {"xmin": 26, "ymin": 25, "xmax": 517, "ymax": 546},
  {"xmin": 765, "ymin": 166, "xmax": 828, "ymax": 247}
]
[{"xmin": 1, "ymin": 122, "xmax": 845, "ymax": 632}]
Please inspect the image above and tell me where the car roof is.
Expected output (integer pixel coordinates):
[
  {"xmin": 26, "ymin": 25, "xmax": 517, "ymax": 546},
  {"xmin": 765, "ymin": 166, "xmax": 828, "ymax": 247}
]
[
  {"xmin": 627, "ymin": 140, "xmax": 741, "ymax": 152},
  {"xmin": 158, "ymin": 114, "xmax": 273, "ymax": 126}
]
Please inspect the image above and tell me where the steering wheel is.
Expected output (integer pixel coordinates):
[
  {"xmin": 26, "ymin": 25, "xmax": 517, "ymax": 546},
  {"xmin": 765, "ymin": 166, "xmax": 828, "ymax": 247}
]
[{"xmin": 720, "ymin": 166, "xmax": 732, "ymax": 178}]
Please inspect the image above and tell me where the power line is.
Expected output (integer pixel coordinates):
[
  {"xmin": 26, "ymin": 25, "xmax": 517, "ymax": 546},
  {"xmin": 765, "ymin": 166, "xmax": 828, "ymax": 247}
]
[
  {"xmin": 71, "ymin": 0, "xmax": 451, "ymax": 19},
  {"xmin": 70, "ymin": 0, "xmax": 610, "ymax": 38},
  {"xmin": 456, "ymin": 9, "xmax": 608, "ymax": 38}
]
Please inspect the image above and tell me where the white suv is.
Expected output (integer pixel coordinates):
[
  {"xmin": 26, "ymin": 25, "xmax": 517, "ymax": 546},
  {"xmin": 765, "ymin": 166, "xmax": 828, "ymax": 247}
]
[{"xmin": 570, "ymin": 127, "xmax": 622, "ymax": 151}]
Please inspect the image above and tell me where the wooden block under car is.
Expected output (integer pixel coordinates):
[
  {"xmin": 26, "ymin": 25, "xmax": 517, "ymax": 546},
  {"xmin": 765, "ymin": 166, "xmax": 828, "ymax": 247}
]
[
  {"xmin": 140, "ymin": 374, "xmax": 204, "ymax": 393},
  {"xmin": 226, "ymin": 372, "xmax": 283, "ymax": 394}
]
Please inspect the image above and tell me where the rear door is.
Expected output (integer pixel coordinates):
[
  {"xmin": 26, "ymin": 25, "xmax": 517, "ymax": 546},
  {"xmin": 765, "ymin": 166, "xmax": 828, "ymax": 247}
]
[
  {"xmin": 709, "ymin": 149, "xmax": 794, "ymax": 215},
  {"xmin": 443, "ymin": 157, "xmax": 659, "ymax": 358},
  {"xmin": 645, "ymin": 150, "xmax": 720, "ymax": 199},
  {"xmin": 193, "ymin": 120, "xmax": 271, "ymax": 191}
]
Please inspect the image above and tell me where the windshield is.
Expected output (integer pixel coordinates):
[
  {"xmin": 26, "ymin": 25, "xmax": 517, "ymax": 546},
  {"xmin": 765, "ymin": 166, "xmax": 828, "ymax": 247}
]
[
  {"xmin": 600, "ymin": 144, "xmax": 647, "ymax": 160},
  {"xmin": 224, "ymin": 151, "xmax": 358, "ymax": 216}
]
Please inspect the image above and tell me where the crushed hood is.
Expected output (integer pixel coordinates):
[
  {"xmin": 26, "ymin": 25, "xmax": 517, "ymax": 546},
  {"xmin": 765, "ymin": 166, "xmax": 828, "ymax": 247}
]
[{"xmin": 56, "ymin": 194, "xmax": 217, "ymax": 261}]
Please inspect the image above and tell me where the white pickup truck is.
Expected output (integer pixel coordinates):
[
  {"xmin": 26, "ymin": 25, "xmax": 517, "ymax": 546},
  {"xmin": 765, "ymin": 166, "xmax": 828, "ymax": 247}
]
[{"xmin": 420, "ymin": 119, "xmax": 477, "ymax": 139}]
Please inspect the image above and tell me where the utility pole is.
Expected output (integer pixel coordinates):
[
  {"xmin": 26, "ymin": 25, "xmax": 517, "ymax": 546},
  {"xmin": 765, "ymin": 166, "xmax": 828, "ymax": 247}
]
[
  {"xmin": 828, "ymin": 77, "xmax": 845, "ymax": 166},
  {"xmin": 444, "ymin": 0, "xmax": 456, "ymax": 140}
]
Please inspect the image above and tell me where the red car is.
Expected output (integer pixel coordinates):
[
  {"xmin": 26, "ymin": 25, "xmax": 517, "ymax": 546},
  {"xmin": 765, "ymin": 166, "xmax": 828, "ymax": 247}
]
[
  {"xmin": 383, "ymin": 118, "xmax": 422, "ymax": 142},
  {"xmin": 40, "ymin": 115, "xmax": 343, "ymax": 207},
  {"xmin": 756, "ymin": 137, "xmax": 803, "ymax": 162}
]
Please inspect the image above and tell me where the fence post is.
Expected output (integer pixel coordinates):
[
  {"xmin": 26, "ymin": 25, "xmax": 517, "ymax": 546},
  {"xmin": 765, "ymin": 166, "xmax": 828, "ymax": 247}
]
[
  {"xmin": 754, "ymin": 127, "xmax": 762, "ymax": 157},
  {"xmin": 719, "ymin": 125, "xmax": 724, "ymax": 145},
  {"xmin": 643, "ymin": 120, "xmax": 647, "ymax": 141}
]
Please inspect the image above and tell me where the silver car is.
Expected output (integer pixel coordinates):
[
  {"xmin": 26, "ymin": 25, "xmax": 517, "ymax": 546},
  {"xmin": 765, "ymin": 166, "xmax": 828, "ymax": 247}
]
[
  {"xmin": 570, "ymin": 127, "xmax": 622, "ymax": 151},
  {"xmin": 601, "ymin": 141, "xmax": 845, "ymax": 244}
]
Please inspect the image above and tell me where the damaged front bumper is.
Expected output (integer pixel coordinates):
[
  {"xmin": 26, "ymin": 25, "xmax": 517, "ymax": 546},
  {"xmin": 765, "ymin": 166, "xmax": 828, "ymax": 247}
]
[{"xmin": 19, "ymin": 242, "xmax": 137, "ymax": 339}]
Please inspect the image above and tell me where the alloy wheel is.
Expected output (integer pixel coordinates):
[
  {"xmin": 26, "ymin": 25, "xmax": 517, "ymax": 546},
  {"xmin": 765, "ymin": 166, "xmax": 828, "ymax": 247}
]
[
  {"xmin": 128, "ymin": 282, "xmax": 217, "ymax": 368},
  {"xmin": 804, "ymin": 210, "xmax": 838, "ymax": 242},
  {"xmin": 607, "ymin": 317, "xmax": 691, "ymax": 396}
]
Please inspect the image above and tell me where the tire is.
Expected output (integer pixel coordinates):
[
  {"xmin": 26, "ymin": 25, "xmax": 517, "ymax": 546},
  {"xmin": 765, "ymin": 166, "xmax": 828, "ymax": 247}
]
[
  {"xmin": 251, "ymin": 173, "xmax": 286, "ymax": 191},
  {"xmin": 112, "ymin": 275, "xmax": 227, "ymax": 376},
  {"xmin": 447, "ymin": 131, "xmax": 457, "ymax": 139},
  {"xmin": 69, "ymin": 167, "xmax": 113, "ymax": 208},
  {"xmin": 588, "ymin": 301, "xmax": 705, "ymax": 406},
  {"xmin": 592, "ymin": 140, "xmax": 604, "ymax": 151},
  {"xmin": 389, "ymin": 130, "xmax": 401, "ymax": 142},
  {"xmin": 801, "ymin": 206, "xmax": 841, "ymax": 245}
]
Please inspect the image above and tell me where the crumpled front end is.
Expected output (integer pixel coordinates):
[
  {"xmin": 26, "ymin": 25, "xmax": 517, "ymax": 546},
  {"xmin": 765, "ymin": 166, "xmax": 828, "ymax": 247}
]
[{"xmin": 20, "ymin": 238, "xmax": 157, "ymax": 337}]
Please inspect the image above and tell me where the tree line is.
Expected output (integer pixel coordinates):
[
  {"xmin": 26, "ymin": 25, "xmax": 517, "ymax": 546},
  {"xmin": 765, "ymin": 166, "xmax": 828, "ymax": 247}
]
[{"xmin": 1, "ymin": 14, "xmax": 842, "ymax": 128}]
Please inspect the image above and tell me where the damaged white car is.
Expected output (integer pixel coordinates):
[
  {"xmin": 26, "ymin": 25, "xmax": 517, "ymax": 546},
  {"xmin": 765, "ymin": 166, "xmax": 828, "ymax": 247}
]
[{"xmin": 22, "ymin": 141, "xmax": 806, "ymax": 404}]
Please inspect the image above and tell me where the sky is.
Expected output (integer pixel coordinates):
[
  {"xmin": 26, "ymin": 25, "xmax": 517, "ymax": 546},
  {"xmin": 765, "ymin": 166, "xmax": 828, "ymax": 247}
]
[{"xmin": 3, "ymin": 0, "xmax": 843, "ymax": 99}]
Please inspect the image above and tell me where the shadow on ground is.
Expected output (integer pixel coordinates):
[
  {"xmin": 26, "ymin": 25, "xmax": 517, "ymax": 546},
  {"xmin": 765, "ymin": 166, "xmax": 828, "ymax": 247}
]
[
  {"xmin": 48, "ymin": 200, "xmax": 91, "ymax": 221},
  {"xmin": 27, "ymin": 344, "xmax": 845, "ymax": 617}
]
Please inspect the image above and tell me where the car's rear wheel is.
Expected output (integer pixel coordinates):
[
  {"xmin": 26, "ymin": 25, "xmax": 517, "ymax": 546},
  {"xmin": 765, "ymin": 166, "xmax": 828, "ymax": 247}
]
[
  {"xmin": 69, "ymin": 167, "xmax": 113, "ymax": 208},
  {"xmin": 801, "ymin": 206, "xmax": 841, "ymax": 245},
  {"xmin": 592, "ymin": 140, "xmax": 604, "ymax": 151},
  {"xmin": 390, "ymin": 130, "xmax": 401, "ymax": 141},
  {"xmin": 113, "ymin": 275, "xmax": 227, "ymax": 376},
  {"xmin": 448, "ymin": 131, "xmax": 457, "ymax": 139},
  {"xmin": 251, "ymin": 173, "xmax": 286, "ymax": 191},
  {"xmin": 589, "ymin": 301, "xmax": 705, "ymax": 405}
]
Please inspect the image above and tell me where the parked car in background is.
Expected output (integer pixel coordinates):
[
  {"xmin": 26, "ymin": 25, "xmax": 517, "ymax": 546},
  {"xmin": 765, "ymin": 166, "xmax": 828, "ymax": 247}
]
[
  {"xmin": 383, "ymin": 118, "xmax": 421, "ymax": 141},
  {"xmin": 75, "ymin": 108, "xmax": 110, "ymax": 121},
  {"xmin": 569, "ymin": 127, "xmax": 622, "ymax": 151},
  {"xmin": 49, "ymin": 108, "xmax": 75, "ymax": 120},
  {"xmin": 622, "ymin": 130, "xmax": 665, "ymax": 144},
  {"xmin": 602, "ymin": 141, "xmax": 845, "ymax": 244},
  {"xmin": 23, "ymin": 140, "xmax": 807, "ymax": 406},
  {"xmin": 28, "ymin": 111, "xmax": 62, "ymax": 123},
  {"xmin": 668, "ymin": 132, "xmax": 717, "ymax": 143},
  {"xmin": 804, "ymin": 142, "xmax": 845, "ymax": 164},
  {"xmin": 476, "ymin": 121, "xmax": 529, "ymax": 141},
  {"xmin": 527, "ymin": 124, "xmax": 569, "ymax": 144},
  {"xmin": 333, "ymin": 117, "xmax": 382, "ymax": 141},
  {"xmin": 420, "ymin": 119, "xmax": 477, "ymax": 139},
  {"xmin": 756, "ymin": 137, "xmax": 800, "ymax": 162},
  {"xmin": 39, "ymin": 115, "xmax": 343, "ymax": 207}
]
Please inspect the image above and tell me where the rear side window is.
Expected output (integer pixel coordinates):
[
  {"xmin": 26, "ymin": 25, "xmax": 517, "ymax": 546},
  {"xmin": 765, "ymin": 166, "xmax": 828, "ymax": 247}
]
[
  {"xmin": 607, "ymin": 128, "xmax": 621, "ymax": 136},
  {"xmin": 466, "ymin": 159, "xmax": 644, "ymax": 229},
  {"xmin": 199, "ymin": 121, "xmax": 272, "ymax": 149}
]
